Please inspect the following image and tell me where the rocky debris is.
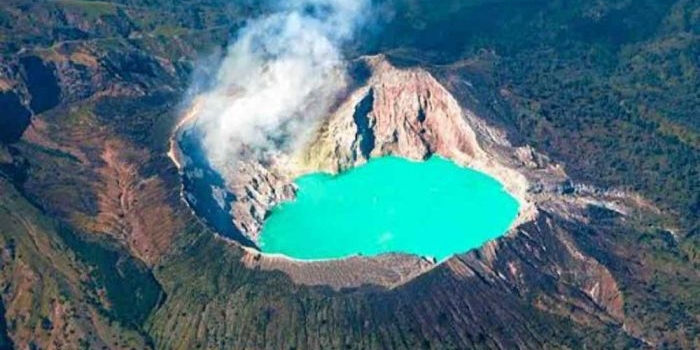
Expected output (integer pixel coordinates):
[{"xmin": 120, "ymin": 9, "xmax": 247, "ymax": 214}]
[
  {"xmin": 228, "ymin": 160, "xmax": 296, "ymax": 239},
  {"xmin": 514, "ymin": 145, "xmax": 550, "ymax": 169},
  {"xmin": 241, "ymin": 249, "xmax": 435, "ymax": 290}
]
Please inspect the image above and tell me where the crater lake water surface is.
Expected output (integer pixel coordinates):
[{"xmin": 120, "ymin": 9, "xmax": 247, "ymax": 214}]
[{"xmin": 259, "ymin": 156, "xmax": 519, "ymax": 261}]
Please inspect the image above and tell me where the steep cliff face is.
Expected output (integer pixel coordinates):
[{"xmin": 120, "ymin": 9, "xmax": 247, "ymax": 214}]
[
  {"xmin": 301, "ymin": 56, "xmax": 484, "ymax": 170},
  {"xmin": 229, "ymin": 161, "xmax": 296, "ymax": 238}
]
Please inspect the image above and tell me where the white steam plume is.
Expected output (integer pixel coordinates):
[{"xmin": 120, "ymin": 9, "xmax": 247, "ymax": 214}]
[{"xmin": 193, "ymin": 0, "xmax": 370, "ymax": 175}]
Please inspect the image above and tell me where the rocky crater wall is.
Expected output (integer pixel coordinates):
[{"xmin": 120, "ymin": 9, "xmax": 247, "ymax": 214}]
[{"xmin": 170, "ymin": 55, "xmax": 641, "ymax": 293}]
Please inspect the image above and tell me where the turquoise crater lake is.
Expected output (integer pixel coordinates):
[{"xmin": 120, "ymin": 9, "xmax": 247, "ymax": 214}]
[{"xmin": 258, "ymin": 156, "xmax": 519, "ymax": 261}]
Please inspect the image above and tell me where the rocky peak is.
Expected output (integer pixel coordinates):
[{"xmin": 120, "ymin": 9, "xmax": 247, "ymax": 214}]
[{"xmin": 300, "ymin": 55, "xmax": 486, "ymax": 174}]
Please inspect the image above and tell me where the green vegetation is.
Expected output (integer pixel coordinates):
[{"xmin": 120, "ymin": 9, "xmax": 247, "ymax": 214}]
[
  {"xmin": 0, "ymin": 0, "xmax": 259, "ymax": 55},
  {"xmin": 0, "ymin": 299, "xmax": 12, "ymax": 350},
  {"xmin": 0, "ymin": 174, "xmax": 162, "ymax": 329},
  {"xmin": 55, "ymin": 0, "xmax": 118, "ymax": 20},
  {"xmin": 150, "ymin": 25, "xmax": 188, "ymax": 37},
  {"xmin": 0, "ymin": 180, "xmax": 152, "ymax": 348},
  {"xmin": 373, "ymin": 0, "xmax": 699, "ymax": 229},
  {"xmin": 55, "ymin": 224, "xmax": 163, "ymax": 327}
]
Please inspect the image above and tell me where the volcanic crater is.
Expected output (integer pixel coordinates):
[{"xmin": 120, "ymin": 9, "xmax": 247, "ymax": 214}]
[{"xmin": 169, "ymin": 55, "xmax": 637, "ymax": 292}]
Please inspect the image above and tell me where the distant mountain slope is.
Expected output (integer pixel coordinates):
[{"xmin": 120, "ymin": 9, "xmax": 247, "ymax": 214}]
[
  {"xmin": 368, "ymin": 0, "xmax": 699, "ymax": 227},
  {"xmin": 0, "ymin": 0, "xmax": 697, "ymax": 349}
]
